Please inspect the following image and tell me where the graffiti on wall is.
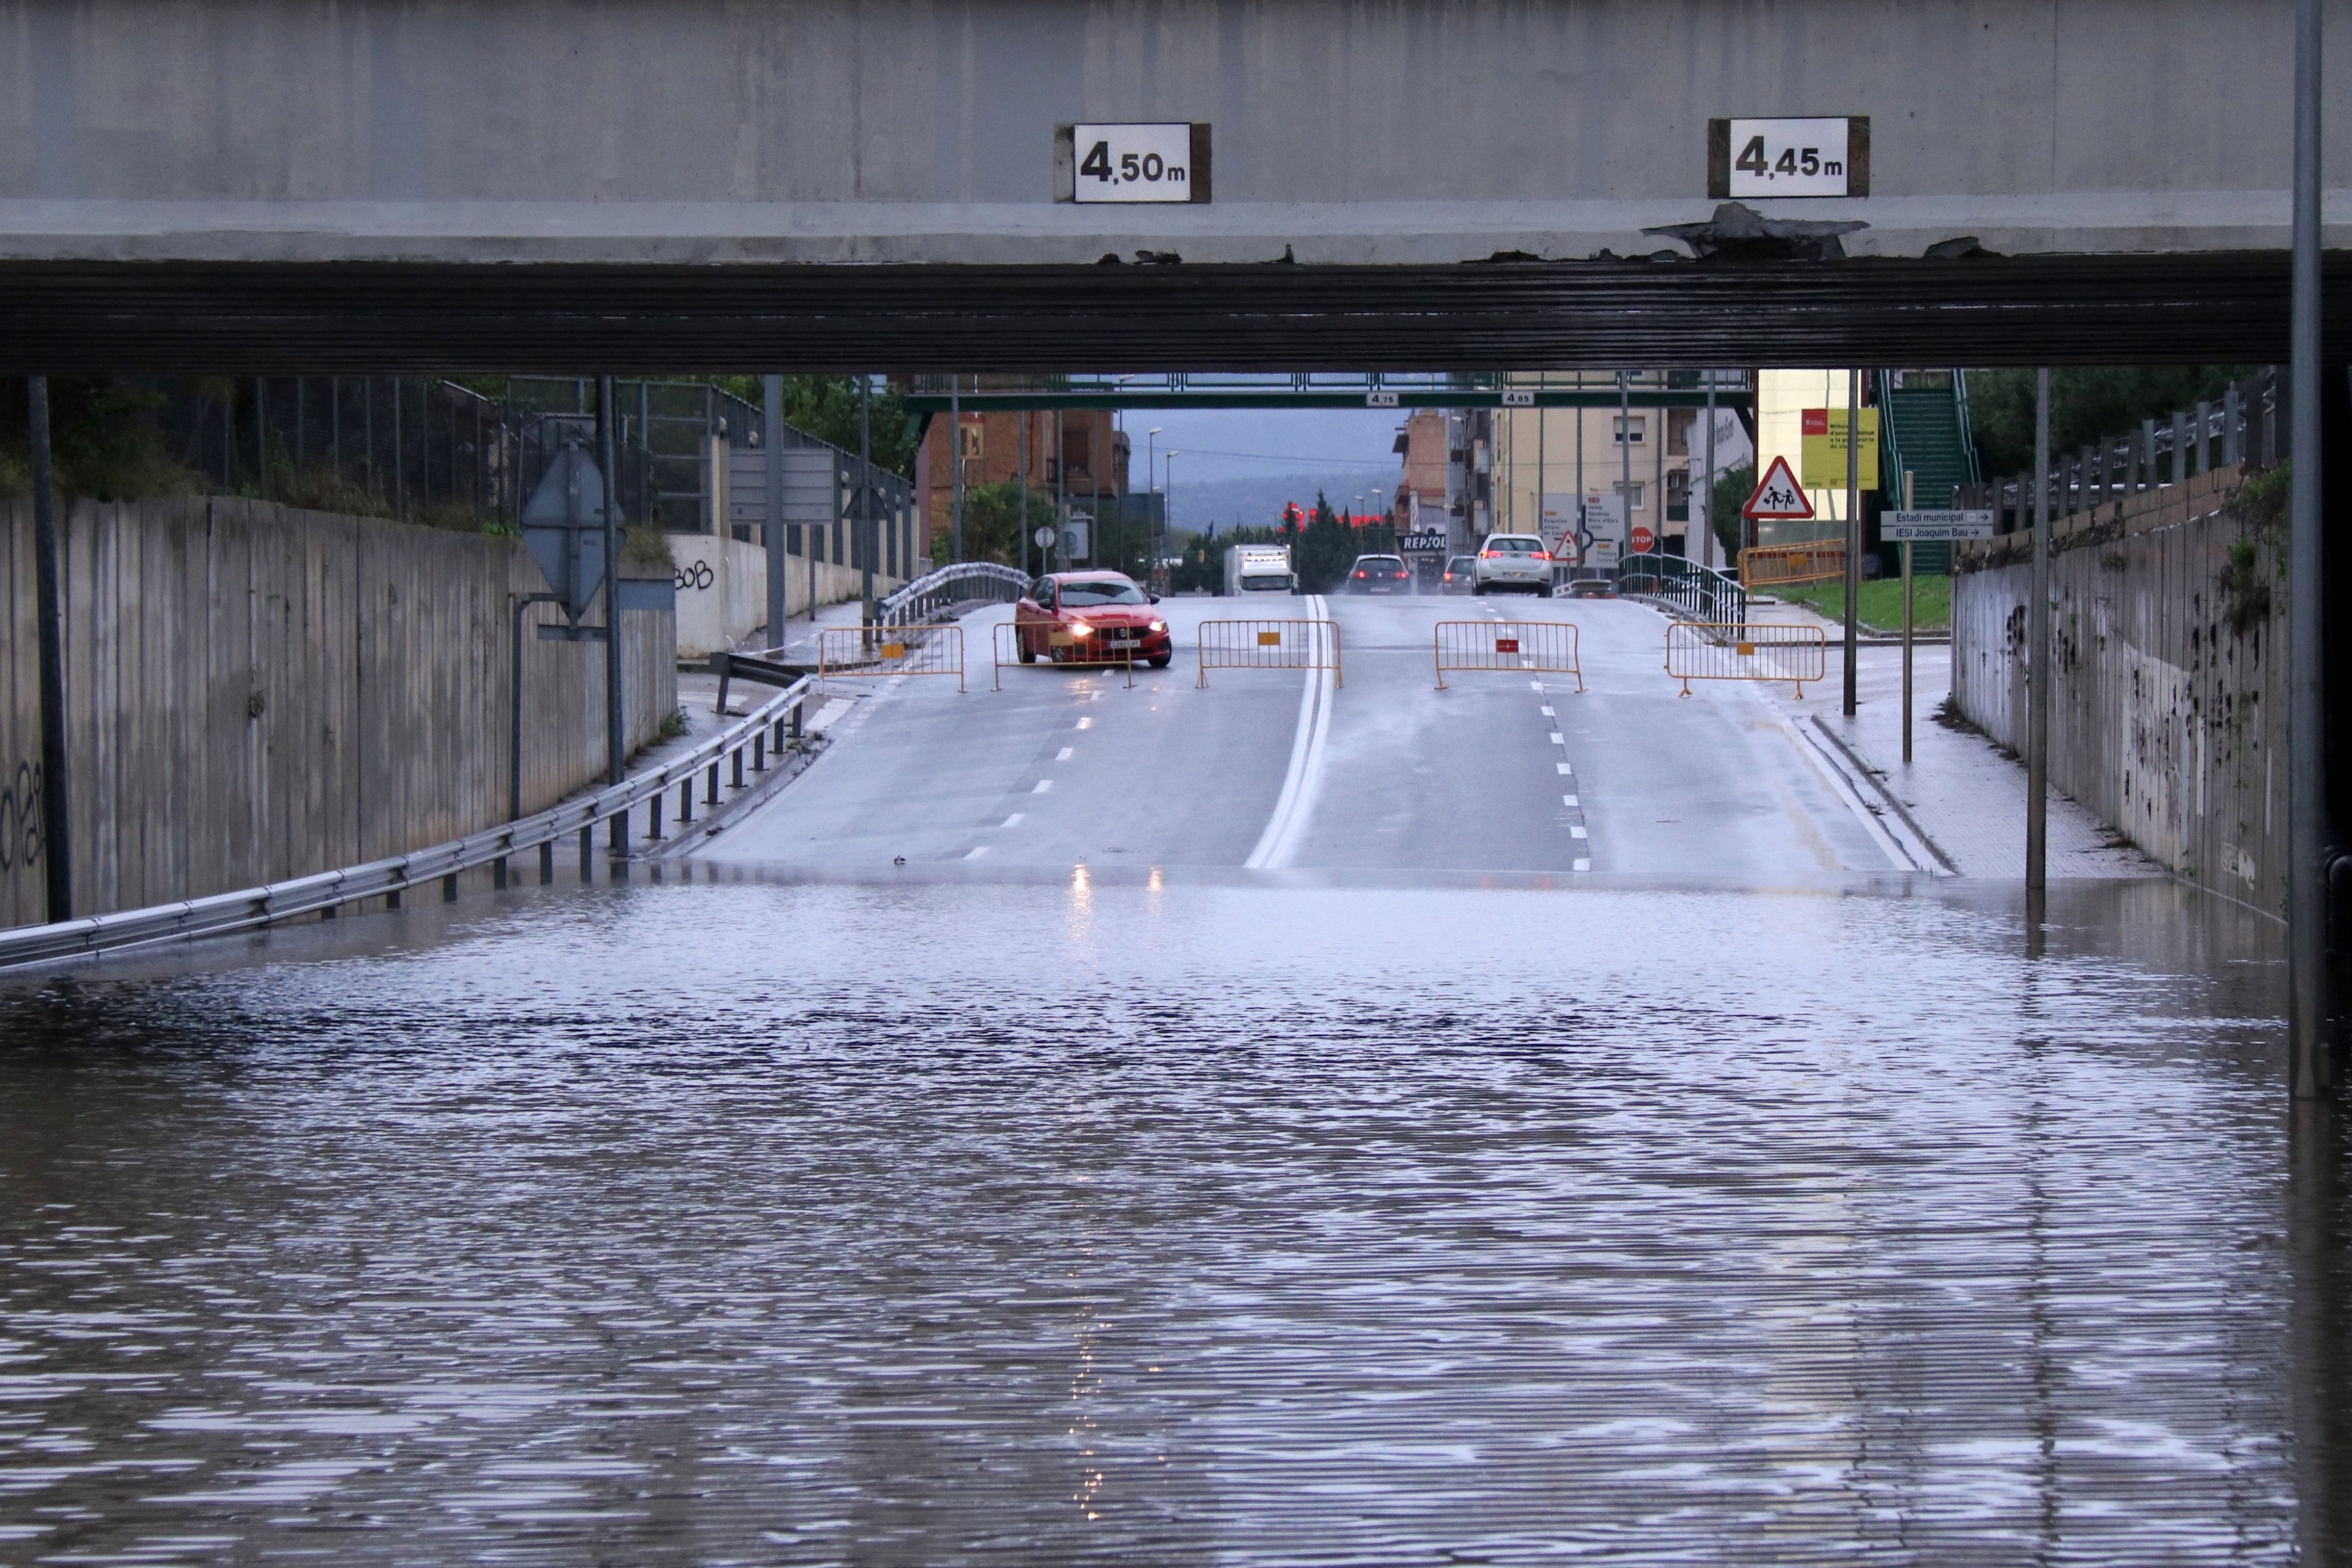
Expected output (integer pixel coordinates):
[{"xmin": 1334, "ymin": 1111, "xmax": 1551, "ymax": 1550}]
[{"xmin": 0, "ymin": 760, "xmax": 45, "ymax": 874}]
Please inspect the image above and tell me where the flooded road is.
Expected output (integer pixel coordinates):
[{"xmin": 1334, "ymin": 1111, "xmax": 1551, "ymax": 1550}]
[{"xmin": 3, "ymin": 871, "xmax": 2344, "ymax": 1564}]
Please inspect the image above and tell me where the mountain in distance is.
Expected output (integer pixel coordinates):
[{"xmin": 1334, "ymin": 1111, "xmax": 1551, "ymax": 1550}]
[{"xmin": 1166, "ymin": 471, "xmax": 1394, "ymax": 536}]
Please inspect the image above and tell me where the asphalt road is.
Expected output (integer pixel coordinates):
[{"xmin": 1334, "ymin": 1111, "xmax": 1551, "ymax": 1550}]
[{"xmin": 695, "ymin": 590, "xmax": 1907, "ymax": 882}]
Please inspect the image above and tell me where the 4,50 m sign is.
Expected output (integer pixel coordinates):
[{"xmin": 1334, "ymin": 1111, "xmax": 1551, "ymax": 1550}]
[{"xmin": 1057, "ymin": 123, "xmax": 1213, "ymax": 203}]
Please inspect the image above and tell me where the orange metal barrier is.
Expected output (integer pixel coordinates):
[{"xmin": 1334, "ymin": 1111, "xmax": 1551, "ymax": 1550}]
[
  {"xmin": 990, "ymin": 619, "xmax": 1135, "ymax": 690},
  {"xmin": 817, "ymin": 623, "xmax": 965, "ymax": 692},
  {"xmin": 1739, "ymin": 540, "xmax": 1847, "ymax": 590},
  {"xmin": 1433, "ymin": 620, "xmax": 1584, "ymax": 691},
  {"xmin": 1197, "ymin": 619, "xmax": 1342, "ymax": 689},
  {"xmin": 1665, "ymin": 622, "xmax": 1827, "ymax": 698}
]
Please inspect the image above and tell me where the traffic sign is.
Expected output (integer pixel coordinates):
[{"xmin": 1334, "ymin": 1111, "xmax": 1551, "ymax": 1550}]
[
  {"xmin": 1032, "ymin": 525, "xmax": 1055, "ymax": 547},
  {"xmin": 1884, "ymin": 510, "xmax": 1997, "ymax": 541},
  {"xmin": 1800, "ymin": 408, "xmax": 1880, "ymax": 489},
  {"xmin": 1630, "ymin": 524, "xmax": 1656, "ymax": 553},
  {"xmin": 1056, "ymin": 123, "xmax": 1210, "ymax": 204},
  {"xmin": 1742, "ymin": 456, "xmax": 1814, "ymax": 520}
]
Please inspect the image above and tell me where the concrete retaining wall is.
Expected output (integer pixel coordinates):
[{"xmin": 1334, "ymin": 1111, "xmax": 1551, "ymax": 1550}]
[
  {"xmin": 0, "ymin": 496, "xmax": 675, "ymax": 929},
  {"xmin": 667, "ymin": 533, "xmax": 905, "ymax": 659},
  {"xmin": 1951, "ymin": 467, "xmax": 2284, "ymax": 911}
]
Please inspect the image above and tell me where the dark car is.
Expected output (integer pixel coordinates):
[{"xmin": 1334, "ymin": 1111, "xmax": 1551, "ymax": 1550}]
[
  {"xmin": 1014, "ymin": 571, "xmax": 1173, "ymax": 667},
  {"xmin": 1344, "ymin": 554, "xmax": 1412, "ymax": 594}
]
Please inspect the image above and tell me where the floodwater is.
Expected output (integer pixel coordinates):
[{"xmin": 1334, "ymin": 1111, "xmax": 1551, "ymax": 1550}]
[{"xmin": 2, "ymin": 872, "xmax": 2346, "ymax": 1564}]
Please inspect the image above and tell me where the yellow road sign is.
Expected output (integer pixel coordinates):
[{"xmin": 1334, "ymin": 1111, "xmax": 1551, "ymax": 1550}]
[{"xmin": 1800, "ymin": 407, "xmax": 1879, "ymax": 489}]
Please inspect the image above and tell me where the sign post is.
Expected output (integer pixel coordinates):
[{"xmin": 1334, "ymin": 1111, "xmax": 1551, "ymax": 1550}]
[
  {"xmin": 1901, "ymin": 472, "xmax": 1915, "ymax": 763},
  {"xmin": 1884, "ymin": 506, "xmax": 1997, "ymax": 761}
]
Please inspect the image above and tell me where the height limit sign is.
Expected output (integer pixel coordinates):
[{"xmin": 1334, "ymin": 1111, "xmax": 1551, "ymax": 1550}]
[
  {"xmin": 1056, "ymin": 123, "xmax": 1212, "ymax": 203},
  {"xmin": 1708, "ymin": 117, "xmax": 1869, "ymax": 198}
]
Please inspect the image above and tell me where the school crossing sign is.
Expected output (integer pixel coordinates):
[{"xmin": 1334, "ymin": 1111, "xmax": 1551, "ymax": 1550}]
[{"xmin": 1742, "ymin": 456, "xmax": 1814, "ymax": 521}]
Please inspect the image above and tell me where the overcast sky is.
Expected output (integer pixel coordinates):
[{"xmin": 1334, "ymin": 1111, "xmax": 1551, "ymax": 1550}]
[{"xmin": 1114, "ymin": 407, "xmax": 1402, "ymax": 498}]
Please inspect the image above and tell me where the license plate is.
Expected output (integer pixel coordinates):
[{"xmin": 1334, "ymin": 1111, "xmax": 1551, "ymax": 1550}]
[{"xmin": 1107, "ymin": 633, "xmax": 1137, "ymax": 645}]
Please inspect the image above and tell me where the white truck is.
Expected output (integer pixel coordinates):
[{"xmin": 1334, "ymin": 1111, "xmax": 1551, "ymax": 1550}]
[{"xmin": 1224, "ymin": 543, "xmax": 1297, "ymax": 595}]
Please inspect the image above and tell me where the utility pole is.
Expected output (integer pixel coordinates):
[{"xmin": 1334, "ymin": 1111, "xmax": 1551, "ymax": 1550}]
[
  {"xmin": 858, "ymin": 374, "xmax": 875, "ymax": 625},
  {"xmin": 1703, "ymin": 378, "xmax": 1719, "ymax": 571},
  {"xmin": 1019, "ymin": 411, "xmax": 1030, "ymax": 578},
  {"xmin": 27, "ymin": 377, "xmax": 70, "ymax": 923},
  {"xmin": 764, "ymin": 375, "xmax": 785, "ymax": 647},
  {"xmin": 1901, "ymin": 469, "xmax": 1916, "ymax": 763},
  {"xmin": 2288, "ymin": 0, "xmax": 2329, "ymax": 1096},
  {"xmin": 950, "ymin": 378, "xmax": 964, "ymax": 563},
  {"xmin": 1843, "ymin": 368, "xmax": 1861, "ymax": 716},
  {"xmin": 597, "ymin": 376, "xmax": 623, "ymax": 793},
  {"xmin": 2026, "ymin": 368, "xmax": 2052, "ymax": 917}
]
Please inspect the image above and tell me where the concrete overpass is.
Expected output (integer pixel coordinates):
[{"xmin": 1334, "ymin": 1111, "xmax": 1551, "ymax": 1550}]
[{"xmin": 0, "ymin": 0, "xmax": 2346, "ymax": 370}]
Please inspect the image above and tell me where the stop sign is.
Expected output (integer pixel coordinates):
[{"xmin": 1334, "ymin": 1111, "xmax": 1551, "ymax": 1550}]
[{"xmin": 1630, "ymin": 524, "xmax": 1656, "ymax": 553}]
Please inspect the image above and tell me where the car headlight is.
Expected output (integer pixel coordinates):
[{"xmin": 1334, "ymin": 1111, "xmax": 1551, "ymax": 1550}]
[
  {"xmin": 1148, "ymin": 620, "xmax": 1166, "ymax": 633},
  {"xmin": 1069, "ymin": 621, "xmax": 1093, "ymax": 636}
]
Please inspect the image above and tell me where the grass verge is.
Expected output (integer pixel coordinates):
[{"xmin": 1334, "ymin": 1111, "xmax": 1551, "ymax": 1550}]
[{"xmin": 1770, "ymin": 573, "xmax": 1951, "ymax": 635}]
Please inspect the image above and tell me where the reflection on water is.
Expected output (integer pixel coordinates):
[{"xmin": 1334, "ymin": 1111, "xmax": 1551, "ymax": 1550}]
[{"xmin": 0, "ymin": 876, "xmax": 2343, "ymax": 1564}]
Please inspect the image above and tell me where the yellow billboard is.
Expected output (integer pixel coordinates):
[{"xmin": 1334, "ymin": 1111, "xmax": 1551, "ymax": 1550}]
[{"xmin": 1800, "ymin": 407, "xmax": 1879, "ymax": 489}]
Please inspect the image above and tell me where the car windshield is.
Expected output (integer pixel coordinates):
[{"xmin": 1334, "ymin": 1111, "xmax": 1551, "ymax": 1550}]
[
  {"xmin": 1487, "ymin": 537, "xmax": 1542, "ymax": 554},
  {"xmin": 1058, "ymin": 579, "xmax": 1147, "ymax": 607}
]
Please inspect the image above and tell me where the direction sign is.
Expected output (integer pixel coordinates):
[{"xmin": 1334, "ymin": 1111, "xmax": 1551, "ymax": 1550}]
[
  {"xmin": 1884, "ymin": 510, "xmax": 1997, "ymax": 541},
  {"xmin": 1742, "ymin": 456, "xmax": 1814, "ymax": 520}
]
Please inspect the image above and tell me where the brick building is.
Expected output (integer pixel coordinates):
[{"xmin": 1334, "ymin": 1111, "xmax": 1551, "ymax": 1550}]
[{"xmin": 914, "ymin": 407, "xmax": 1131, "ymax": 559}]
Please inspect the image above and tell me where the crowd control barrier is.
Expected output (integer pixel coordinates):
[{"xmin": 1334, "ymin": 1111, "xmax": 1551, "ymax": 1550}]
[
  {"xmin": 1665, "ymin": 622, "xmax": 1827, "ymax": 698},
  {"xmin": 990, "ymin": 620, "xmax": 1135, "ymax": 690},
  {"xmin": 817, "ymin": 623, "xmax": 965, "ymax": 692},
  {"xmin": 1739, "ymin": 540, "xmax": 1846, "ymax": 590},
  {"xmin": 1197, "ymin": 619, "xmax": 1342, "ymax": 689},
  {"xmin": 1433, "ymin": 621, "xmax": 1585, "ymax": 691}
]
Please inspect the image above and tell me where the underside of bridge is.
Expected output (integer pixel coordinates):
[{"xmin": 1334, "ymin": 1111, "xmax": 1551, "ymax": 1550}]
[{"xmin": 5, "ymin": 253, "xmax": 2350, "ymax": 376}]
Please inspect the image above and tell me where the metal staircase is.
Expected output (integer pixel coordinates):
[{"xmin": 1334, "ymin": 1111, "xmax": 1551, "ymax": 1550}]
[{"xmin": 1876, "ymin": 371, "xmax": 1983, "ymax": 575}]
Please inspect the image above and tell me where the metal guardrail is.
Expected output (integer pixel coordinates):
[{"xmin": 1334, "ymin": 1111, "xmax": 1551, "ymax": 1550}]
[
  {"xmin": 1197, "ymin": 619, "xmax": 1343, "ymax": 689},
  {"xmin": 1433, "ymin": 621, "xmax": 1585, "ymax": 691},
  {"xmin": 1665, "ymin": 622, "xmax": 1826, "ymax": 699},
  {"xmin": 878, "ymin": 561, "xmax": 1031, "ymax": 627},
  {"xmin": 819, "ymin": 624, "xmax": 966, "ymax": 691},
  {"xmin": 0, "ymin": 678, "xmax": 817, "ymax": 973},
  {"xmin": 1620, "ymin": 555, "xmax": 1751, "ymax": 622}
]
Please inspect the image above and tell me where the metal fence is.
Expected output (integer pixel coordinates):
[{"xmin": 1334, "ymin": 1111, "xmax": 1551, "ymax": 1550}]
[
  {"xmin": 1665, "ymin": 622, "xmax": 1827, "ymax": 699},
  {"xmin": 991, "ymin": 621, "xmax": 1135, "ymax": 689},
  {"xmin": 818, "ymin": 624, "xmax": 966, "ymax": 691},
  {"xmin": 1433, "ymin": 620, "xmax": 1585, "ymax": 691},
  {"xmin": 880, "ymin": 562, "xmax": 1031, "ymax": 628},
  {"xmin": 1197, "ymin": 619, "xmax": 1343, "ymax": 688},
  {"xmin": 1957, "ymin": 368, "xmax": 2280, "ymax": 530},
  {"xmin": 1621, "ymin": 554, "xmax": 1752, "ymax": 621}
]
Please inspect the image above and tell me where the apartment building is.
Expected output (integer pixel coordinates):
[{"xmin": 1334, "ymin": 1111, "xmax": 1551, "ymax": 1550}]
[
  {"xmin": 913, "ymin": 406, "xmax": 1130, "ymax": 557},
  {"xmin": 1491, "ymin": 373, "xmax": 1752, "ymax": 567}
]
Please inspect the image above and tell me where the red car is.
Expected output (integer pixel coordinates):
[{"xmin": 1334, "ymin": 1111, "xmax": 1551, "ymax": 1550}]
[{"xmin": 1015, "ymin": 571, "xmax": 1173, "ymax": 667}]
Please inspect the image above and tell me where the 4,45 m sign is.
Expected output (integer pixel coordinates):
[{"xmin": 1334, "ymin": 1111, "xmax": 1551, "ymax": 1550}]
[
  {"xmin": 1056, "ymin": 124, "xmax": 1213, "ymax": 203},
  {"xmin": 1708, "ymin": 117, "xmax": 1870, "ymax": 199}
]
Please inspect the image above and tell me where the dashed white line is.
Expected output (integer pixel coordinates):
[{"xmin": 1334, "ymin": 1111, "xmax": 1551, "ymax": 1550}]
[
  {"xmin": 1033, "ymin": 779, "xmax": 1054, "ymax": 794},
  {"xmin": 964, "ymin": 846, "xmax": 990, "ymax": 859},
  {"xmin": 1002, "ymin": 813, "xmax": 1025, "ymax": 827},
  {"xmin": 1529, "ymin": 681, "xmax": 1545, "ymax": 692},
  {"xmin": 1562, "ymin": 794, "xmax": 1579, "ymax": 807},
  {"xmin": 1540, "ymin": 705, "xmax": 1555, "ymax": 717},
  {"xmin": 1556, "ymin": 762, "xmax": 1573, "ymax": 775},
  {"xmin": 1056, "ymin": 747, "xmax": 1074, "ymax": 761},
  {"xmin": 1548, "ymin": 731, "xmax": 1564, "ymax": 745},
  {"xmin": 1075, "ymin": 717, "xmax": 1093, "ymax": 729},
  {"xmin": 1570, "ymin": 825, "xmax": 1589, "ymax": 840},
  {"xmin": 1573, "ymin": 857, "xmax": 1591, "ymax": 872}
]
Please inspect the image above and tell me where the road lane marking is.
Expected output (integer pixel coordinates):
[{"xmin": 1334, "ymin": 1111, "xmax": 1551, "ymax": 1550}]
[
  {"xmin": 1076, "ymin": 717, "xmax": 1092, "ymax": 729},
  {"xmin": 1556, "ymin": 763, "xmax": 1572, "ymax": 775},
  {"xmin": 1540, "ymin": 705, "xmax": 1555, "ymax": 717},
  {"xmin": 1549, "ymin": 731, "xmax": 1564, "ymax": 745},
  {"xmin": 1529, "ymin": 681, "xmax": 1544, "ymax": 692},
  {"xmin": 1056, "ymin": 747, "xmax": 1074, "ymax": 761},
  {"xmin": 964, "ymin": 846, "xmax": 990, "ymax": 859},
  {"xmin": 1033, "ymin": 779, "xmax": 1053, "ymax": 793},
  {"xmin": 1002, "ymin": 813, "xmax": 1025, "ymax": 827},
  {"xmin": 1574, "ymin": 857, "xmax": 1591, "ymax": 872},
  {"xmin": 1571, "ymin": 825, "xmax": 1588, "ymax": 839},
  {"xmin": 1563, "ymin": 795, "xmax": 1578, "ymax": 806},
  {"xmin": 1244, "ymin": 593, "xmax": 1336, "ymax": 871}
]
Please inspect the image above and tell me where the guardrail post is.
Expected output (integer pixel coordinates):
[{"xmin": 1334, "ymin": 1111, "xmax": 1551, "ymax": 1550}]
[
  {"xmin": 648, "ymin": 792, "xmax": 664, "ymax": 841},
  {"xmin": 677, "ymin": 779, "xmax": 693, "ymax": 826},
  {"xmin": 539, "ymin": 840, "xmax": 555, "ymax": 884},
  {"xmin": 753, "ymin": 732, "xmax": 766, "ymax": 772},
  {"xmin": 387, "ymin": 886, "xmax": 401, "ymax": 910},
  {"xmin": 732, "ymin": 746, "xmax": 745, "ymax": 789},
  {"xmin": 493, "ymin": 854, "xmax": 508, "ymax": 890},
  {"xmin": 579, "ymin": 825, "xmax": 593, "ymax": 876},
  {"xmin": 442, "ymin": 871, "xmax": 460, "ymax": 902},
  {"xmin": 707, "ymin": 761, "xmax": 720, "ymax": 804},
  {"xmin": 790, "ymin": 695, "xmax": 804, "ymax": 739}
]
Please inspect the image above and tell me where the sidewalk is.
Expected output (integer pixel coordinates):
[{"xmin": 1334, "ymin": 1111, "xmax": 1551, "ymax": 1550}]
[{"xmin": 1769, "ymin": 645, "xmax": 2163, "ymax": 879}]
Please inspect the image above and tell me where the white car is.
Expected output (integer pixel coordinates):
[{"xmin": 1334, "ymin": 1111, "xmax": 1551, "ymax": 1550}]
[{"xmin": 1473, "ymin": 534, "xmax": 1552, "ymax": 595}]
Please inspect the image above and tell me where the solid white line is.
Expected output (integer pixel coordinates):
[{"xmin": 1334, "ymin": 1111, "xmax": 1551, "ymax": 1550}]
[{"xmin": 1245, "ymin": 594, "xmax": 1336, "ymax": 870}]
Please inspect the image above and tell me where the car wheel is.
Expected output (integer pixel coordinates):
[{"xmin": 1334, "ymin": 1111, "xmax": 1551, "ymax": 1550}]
[
  {"xmin": 1147, "ymin": 654, "xmax": 1171, "ymax": 669},
  {"xmin": 1019, "ymin": 642, "xmax": 1037, "ymax": 664},
  {"xmin": 1473, "ymin": 582, "xmax": 1486, "ymax": 596}
]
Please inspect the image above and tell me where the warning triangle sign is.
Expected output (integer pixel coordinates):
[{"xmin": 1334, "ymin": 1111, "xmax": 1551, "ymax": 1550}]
[{"xmin": 1742, "ymin": 455, "xmax": 1815, "ymax": 520}]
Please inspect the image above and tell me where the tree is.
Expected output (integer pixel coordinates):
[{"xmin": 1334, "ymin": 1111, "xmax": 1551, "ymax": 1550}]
[
  {"xmin": 1965, "ymin": 366, "xmax": 2249, "ymax": 477},
  {"xmin": 936, "ymin": 479, "xmax": 1054, "ymax": 567},
  {"xmin": 1710, "ymin": 462, "xmax": 1754, "ymax": 563},
  {"xmin": 1292, "ymin": 491, "xmax": 1362, "ymax": 594},
  {"xmin": 704, "ymin": 375, "xmax": 920, "ymax": 477}
]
